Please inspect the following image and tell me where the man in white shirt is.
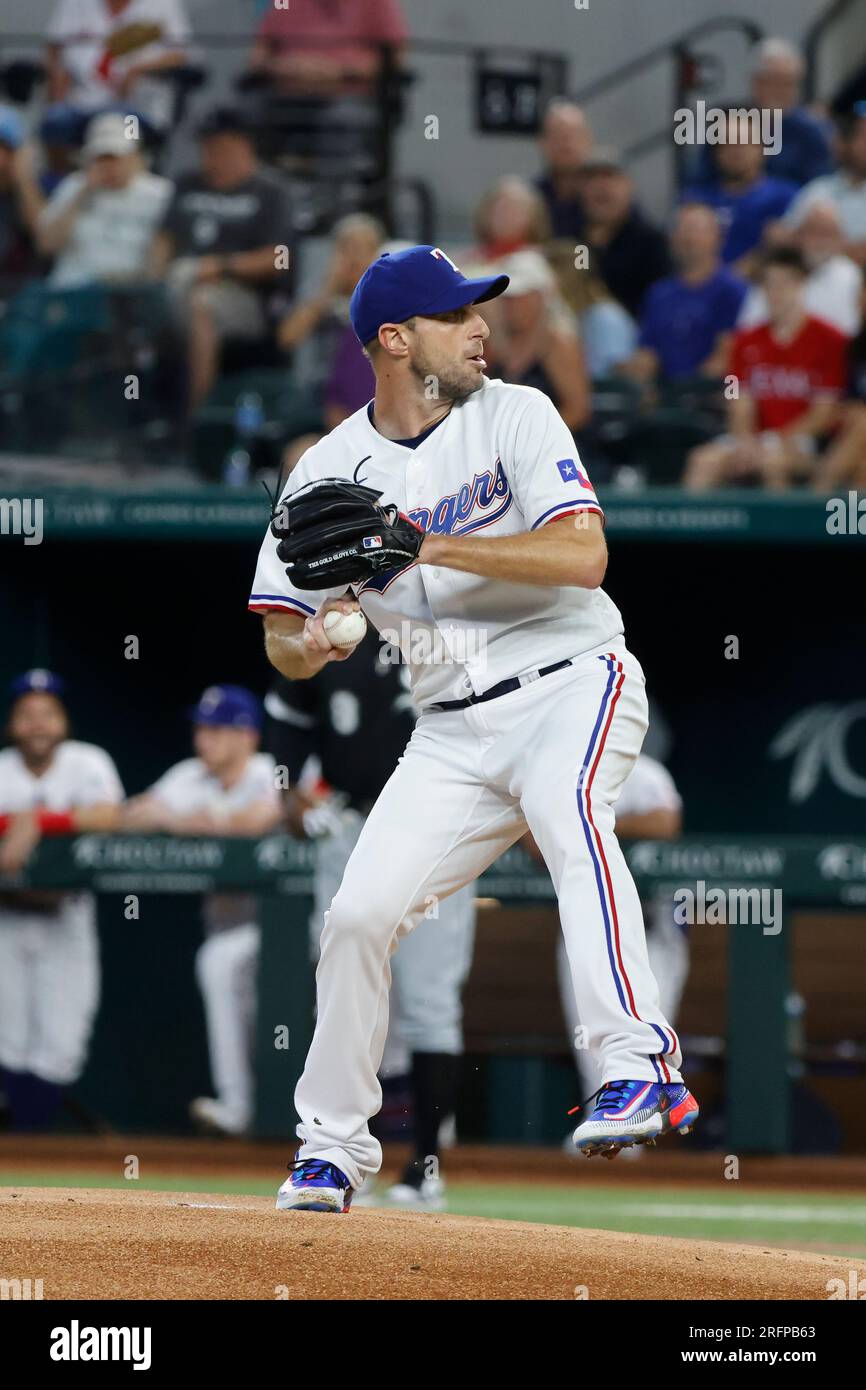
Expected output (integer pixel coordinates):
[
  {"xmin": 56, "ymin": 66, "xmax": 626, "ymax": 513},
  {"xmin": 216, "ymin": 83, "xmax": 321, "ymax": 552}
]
[
  {"xmin": 46, "ymin": 0, "xmax": 191, "ymax": 132},
  {"xmin": 122, "ymin": 685, "xmax": 282, "ymax": 1135},
  {"xmin": 741, "ymin": 201, "xmax": 862, "ymax": 337},
  {"xmin": 784, "ymin": 111, "xmax": 866, "ymax": 267},
  {"xmin": 0, "ymin": 669, "xmax": 123, "ymax": 1130},
  {"xmin": 38, "ymin": 111, "xmax": 172, "ymax": 288}
]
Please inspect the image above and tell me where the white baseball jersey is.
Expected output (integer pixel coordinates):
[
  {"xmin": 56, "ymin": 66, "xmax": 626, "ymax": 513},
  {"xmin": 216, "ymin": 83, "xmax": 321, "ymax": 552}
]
[
  {"xmin": 0, "ymin": 740, "xmax": 124, "ymax": 1085},
  {"xmin": 148, "ymin": 753, "xmax": 280, "ymax": 934},
  {"xmin": 148, "ymin": 753, "xmax": 279, "ymax": 821},
  {"xmin": 250, "ymin": 380, "xmax": 624, "ymax": 709},
  {"xmin": 0, "ymin": 740, "xmax": 123, "ymax": 816},
  {"xmin": 616, "ymin": 754, "xmax": 683, "ymax": 822}
]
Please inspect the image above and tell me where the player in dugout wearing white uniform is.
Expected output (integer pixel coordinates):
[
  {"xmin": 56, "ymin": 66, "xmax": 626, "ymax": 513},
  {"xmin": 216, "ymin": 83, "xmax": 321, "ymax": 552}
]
[
  {"xmin": 122, "ymin": 685, "xmax": 281, "ymax": 1135},
  {"xmin": 250, "ymin": 246, "xmax": 699, "ymax": 1213},
  {"xmin": 0, "ymin": 670, "xmax": 124, "ymax": 1130}
]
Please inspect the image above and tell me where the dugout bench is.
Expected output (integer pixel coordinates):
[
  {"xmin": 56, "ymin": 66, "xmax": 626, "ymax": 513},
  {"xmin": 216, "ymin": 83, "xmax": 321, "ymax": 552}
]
[{"xmin": 12, "ymin": 832, "xmax": 866, "ymax": 1153}]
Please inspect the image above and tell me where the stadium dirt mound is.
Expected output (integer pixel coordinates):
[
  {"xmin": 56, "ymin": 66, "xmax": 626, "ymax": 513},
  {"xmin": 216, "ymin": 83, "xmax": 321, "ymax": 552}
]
[{"xmin": 3, "ymin": 1187, "xmax": 864, "ymax": 1300}]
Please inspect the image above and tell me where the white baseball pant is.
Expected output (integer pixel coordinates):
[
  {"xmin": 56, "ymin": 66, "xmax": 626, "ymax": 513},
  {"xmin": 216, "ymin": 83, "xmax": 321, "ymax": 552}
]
[
  {"xmin": 558, "ymin": 897, "xmax": 690, "ymax": 1102},
  {"xmin": 294, "ymin": 639, "xmax": 682, "ymax": 1187},
  {"xmin": 195, "ymin": 923, "xmax": 260, "ymax": 1133},
  {"xmin": 312, "ymin": 812, "xmax": 476, "ymax": 1065},
  {"xmin": 0, "ymin": 900, "xmax": 100, "ymax": 1085}
]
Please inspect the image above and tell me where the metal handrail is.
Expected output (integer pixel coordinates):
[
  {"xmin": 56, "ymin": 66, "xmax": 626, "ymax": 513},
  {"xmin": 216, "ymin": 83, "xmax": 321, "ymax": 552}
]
[
  {"xmin": 567, "ymin": 16, "xmax": 763, "ymax": 109},
  {"xmin": 565, "ymin": 16, "xmax": 764, "ymax": 175},
  {"xmin": 803, "ymin": 0, "xmax": 863, "ymax": 100}
]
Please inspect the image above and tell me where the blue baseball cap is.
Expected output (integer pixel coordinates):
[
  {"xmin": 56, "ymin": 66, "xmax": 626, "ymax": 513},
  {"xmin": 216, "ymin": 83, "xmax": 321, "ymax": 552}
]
[
  {"xmin": 349, "ymin": 244, "xmax": 509, "ymax": 347},
  {"xmin": 10, "ymin": 668, "xmax": 66, "ymax": 701},
  {"xmin": 190, "ymin": 685, "xmax": 262, "ymax": 731},
  {"xmin": 0, "ymin": 105, "xmax": 24, "ymax": 151}
]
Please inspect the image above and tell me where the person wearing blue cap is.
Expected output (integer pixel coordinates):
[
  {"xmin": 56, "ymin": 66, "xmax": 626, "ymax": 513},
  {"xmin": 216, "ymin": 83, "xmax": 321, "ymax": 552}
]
[
  {"xmin": 122, "ymin": 684, "xmax": 282, "ymax": 1134},
  {"xmin": 0, "ymin": 106, "xmax": 43, "ymax": 299},
  {"xmin": 251, "ymin": 242, "xmax": 697, "ymax": 1212},
  {"xmin": 0, "ymin": 670, "xmax": 124, "ymax": 1131}
]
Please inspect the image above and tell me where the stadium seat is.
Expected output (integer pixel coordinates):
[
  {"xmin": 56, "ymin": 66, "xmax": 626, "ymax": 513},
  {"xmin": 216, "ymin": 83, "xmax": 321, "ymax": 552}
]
[
  {"xmin": 632, "ymin": 406, "xmax": 719, "ymax": 484},
  {"xmin": 0, "ymin": 284, "xmax": 112, "ymax": 380},
  {"xmin": 192, "ymin": 370, "xmax": 324, "ymax": 480}
]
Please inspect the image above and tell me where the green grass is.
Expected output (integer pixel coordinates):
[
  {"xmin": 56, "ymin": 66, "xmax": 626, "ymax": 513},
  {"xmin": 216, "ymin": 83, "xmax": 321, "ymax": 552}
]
[{"xmin": 3, "ymin": 1169, "xmax": 865, "ymax": 1257}]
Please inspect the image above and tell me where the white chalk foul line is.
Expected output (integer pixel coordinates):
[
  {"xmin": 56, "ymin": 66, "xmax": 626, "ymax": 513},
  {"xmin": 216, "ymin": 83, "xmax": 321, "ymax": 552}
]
[
  {"xmin": 175, "ymin": 1201, "xmax": 258, "ymax": 1211},
  {"xmin": 636, "ymin": 1204, "xmax": 866, "ymax": 1224}
]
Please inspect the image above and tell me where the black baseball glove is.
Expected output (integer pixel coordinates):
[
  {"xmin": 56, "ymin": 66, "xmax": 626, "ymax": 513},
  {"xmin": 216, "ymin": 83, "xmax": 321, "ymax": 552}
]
[{"xmin": 270, "ymin": 477, "xmax": 426, "ymax": 589}]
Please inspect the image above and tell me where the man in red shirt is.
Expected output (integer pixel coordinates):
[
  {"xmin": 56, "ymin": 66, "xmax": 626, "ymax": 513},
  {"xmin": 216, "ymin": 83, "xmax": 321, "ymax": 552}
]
[
  {"xmin": 249, "ymin": 0, "xmax": 407, "ymax": 98},
  {"xmin": 246, "ymin": 0, "xmax": 408, "ymax": 176},
  {"xmin": 684, "ymin": 246, "xmax": 848, "ymax": 489}
]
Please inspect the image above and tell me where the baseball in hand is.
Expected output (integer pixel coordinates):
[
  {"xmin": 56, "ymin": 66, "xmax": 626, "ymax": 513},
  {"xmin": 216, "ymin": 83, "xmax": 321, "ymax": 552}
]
[{"xmin": 323, "ymin": 608, "xmax": 367, "ymax": 647}]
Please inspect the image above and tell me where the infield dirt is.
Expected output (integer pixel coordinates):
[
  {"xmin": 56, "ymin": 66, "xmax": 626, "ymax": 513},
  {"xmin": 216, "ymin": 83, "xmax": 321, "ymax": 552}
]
[{"xmin": 2, "ymin": 1186, "xmax": 864, "ymax": 1300}]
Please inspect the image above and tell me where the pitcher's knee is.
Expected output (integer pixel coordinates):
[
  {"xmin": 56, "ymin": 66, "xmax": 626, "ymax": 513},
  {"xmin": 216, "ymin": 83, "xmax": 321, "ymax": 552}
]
[{"xmin": 322, "ymin": 891, "xmax": 400, "ymax": 952}]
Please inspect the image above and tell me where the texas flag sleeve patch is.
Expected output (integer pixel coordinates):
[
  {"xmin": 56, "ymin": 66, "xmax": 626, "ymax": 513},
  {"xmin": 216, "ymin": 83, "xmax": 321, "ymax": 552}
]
[{"xmin": 555, "ymin": 458, "xmax": 592, "ymax": 488}]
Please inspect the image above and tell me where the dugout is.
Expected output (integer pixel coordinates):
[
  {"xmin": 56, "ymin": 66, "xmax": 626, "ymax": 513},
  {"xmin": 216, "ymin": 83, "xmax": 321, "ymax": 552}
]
[{"xmin": 1, "ymin": 487, "xmax": 865, "ymax": 1151}]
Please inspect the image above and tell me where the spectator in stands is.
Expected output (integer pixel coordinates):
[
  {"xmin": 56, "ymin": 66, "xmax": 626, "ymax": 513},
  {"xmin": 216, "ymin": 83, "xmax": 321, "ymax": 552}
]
[
  {"xmin": 682, "ymin": 114, "xmax": 797, "ymax": 271},
  {"xmin": 688, "ymin": 39, "xmax": 832, "ymax": 190},
  {"xmin": 0, "ymin": 108, "xmax": 43, "ymax": 300},
  {"xmin": 547, "ymin": 245, "xmax": 637, "ymax": 378},
  {"xmin": 278, "ymin": 213, "xmax": 383, "ymax": 386},
  {"xmin": 46, "ymin": 0, "xmax": 191, "ymax": 133},
  {"xmin": 576, "ymin": 148, "xmax": 671, "ymax": 317},
  {"xmin": 322, "ymin": 321, "xmax": 377, "ymax": 423},
  {"xmin": 37, "ymin": 112, "xmax": 171, "ymax": 288},
  {"xmin": 535, "ymin": 99, "xmax": 593, "ymax": 239},
  {"xmin": 740, "ymin": 202, "xmax": 862, "ymax": 338},
  {"xmin": 36, "ymin": 105, "xmax": 85, "ymax": 198},
  {"xmin": 470, "ymin": 176, "xmax": 551, "ymax": 264},
  {"xmin": 684, "ymin": 248, "xmax": 848, "ymax": 490},
  {"xmin": 250, "ymin": 0, "xmax": 407, "ymax": 93},
  {"xmin": 812, "ymin": 283, "xmax": 866, "ymax": 489},
  {"xmin": 830, "ymin": 67, "xmax": 866, "ymax": 118},
  {"xmin": 783, "ymin": 110, "xmax": 866, "ymax": 267},
  {"xmin": 152, "ymin": 107, "xmax": 292, "ymax": 410},
  {"xmin": 625, "ymin": 204, "xmax": 748, "ymax": 384},
  {"xmin": 750, "ymin": 40, "xmax": 833, "ymax": 187},
  {"xmin": 485, "ymin": 248, "xmax": 590, "ymax": 432},
  {"xmin": 247, "ymin": 0, "xmax": 407, "ymax": 170},
  {"xmin": 278, "ymin": 214, "xmax": 383, "ymax": 467}
]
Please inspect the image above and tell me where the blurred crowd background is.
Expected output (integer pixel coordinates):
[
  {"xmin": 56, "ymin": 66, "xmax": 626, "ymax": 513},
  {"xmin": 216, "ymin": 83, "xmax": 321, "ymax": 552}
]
[
  {"xmin": 1, "ymin": 0, "xmax": 866, "ymax": 489},
  {"xmin": 1, "ymin": 2, "xmax": 865, "ymax": 1167}
]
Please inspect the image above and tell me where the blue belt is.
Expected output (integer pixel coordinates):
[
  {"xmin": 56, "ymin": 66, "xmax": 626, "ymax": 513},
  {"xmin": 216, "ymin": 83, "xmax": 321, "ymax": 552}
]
[{"xmin": 427, "ymin": 659, "xmax": 573, "ymax": 713}]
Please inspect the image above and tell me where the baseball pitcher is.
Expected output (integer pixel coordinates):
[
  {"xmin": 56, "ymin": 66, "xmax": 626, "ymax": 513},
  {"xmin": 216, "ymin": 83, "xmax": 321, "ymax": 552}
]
[{"xmin": 249, "ymin": 245, "xmax": 699, "ymax": 1213}]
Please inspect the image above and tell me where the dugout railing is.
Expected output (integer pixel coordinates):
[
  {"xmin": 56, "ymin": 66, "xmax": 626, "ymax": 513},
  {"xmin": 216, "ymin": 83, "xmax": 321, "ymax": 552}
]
[{"xmin": 9, "ymin": 831, "xmax": 866, "ymax": 1153}]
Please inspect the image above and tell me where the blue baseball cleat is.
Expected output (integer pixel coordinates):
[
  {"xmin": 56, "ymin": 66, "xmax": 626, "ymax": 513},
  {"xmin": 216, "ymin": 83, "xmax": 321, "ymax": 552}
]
[
  {"xmin": 572, "ymin": 1079, "xmax": 699, "ymax": 1159},
  {"xmin": 276, "ymin": 1157, "xmax": 354, "ymax": 1212}
]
